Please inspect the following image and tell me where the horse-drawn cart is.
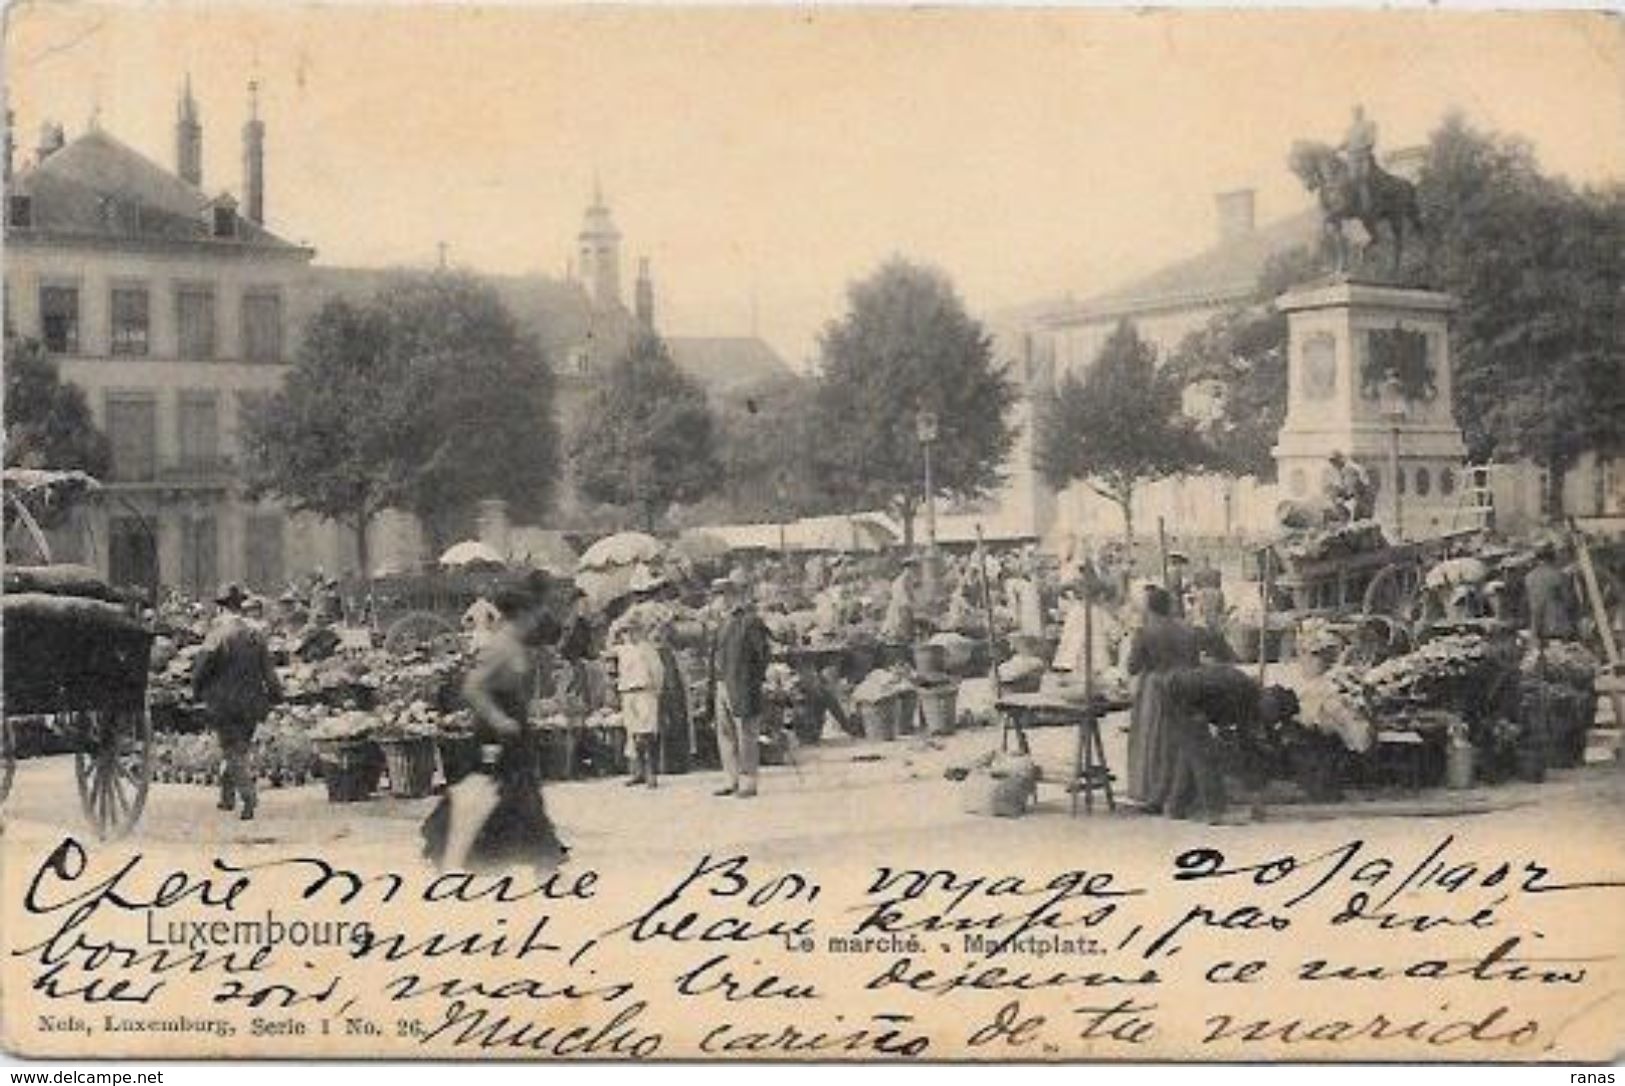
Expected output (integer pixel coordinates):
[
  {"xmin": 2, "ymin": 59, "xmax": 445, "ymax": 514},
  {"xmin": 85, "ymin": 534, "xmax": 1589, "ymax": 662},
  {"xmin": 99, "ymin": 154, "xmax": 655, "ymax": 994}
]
[
  {"xmin": 1, "ymin": 469, "xmax": 156, "ymax": 839},
  {"xmin": 1271, "ymin": 526, "xmax": 1487, "ymax": 622}
]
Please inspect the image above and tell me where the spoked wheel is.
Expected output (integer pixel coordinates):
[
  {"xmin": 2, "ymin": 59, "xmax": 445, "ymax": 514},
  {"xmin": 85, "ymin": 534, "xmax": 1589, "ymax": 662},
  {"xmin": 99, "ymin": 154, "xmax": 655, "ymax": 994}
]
[
  {"xmin": 0, "ymin": 718, "xmax": 15, "ymax": 808},
  {"xmin": 73, "ymin": 705, "xmax": 153, "ymax": 840}
]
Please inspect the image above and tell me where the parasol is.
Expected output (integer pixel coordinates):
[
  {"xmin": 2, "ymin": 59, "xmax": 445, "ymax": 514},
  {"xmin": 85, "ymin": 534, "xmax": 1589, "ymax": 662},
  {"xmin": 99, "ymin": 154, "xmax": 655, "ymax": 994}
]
[
  {"xmin": 439, "ymin": 540, "xmax": 505, "ymax": 568},
  {"xmin": 579, "ymin": 530, "xmax": 665, "ymax": 571}
]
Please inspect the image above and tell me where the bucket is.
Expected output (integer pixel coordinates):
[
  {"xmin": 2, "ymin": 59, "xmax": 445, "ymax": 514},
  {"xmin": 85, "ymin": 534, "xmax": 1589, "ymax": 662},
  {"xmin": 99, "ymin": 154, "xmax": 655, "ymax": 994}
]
[
  {"xmin": 918, "ymin": 684, "xmax": 959, "ymax": 736},
  {"xmin": 316, "ymin": 741, "xmax": 383, "ymax": 803},
  {"xmin": 377, "ymin": 736, "xmax": 438, "ymax": 799},
  {"xmin": 892, "ymin": 689, "xmax": 920, "ymax": 736},
  {"xmin": 860, "ymin": 701, "xmax": 896, "ymax": 742},
  {"xmin": 1445, "ymin": 741, "xmax": 1475, "ymax": 790}
]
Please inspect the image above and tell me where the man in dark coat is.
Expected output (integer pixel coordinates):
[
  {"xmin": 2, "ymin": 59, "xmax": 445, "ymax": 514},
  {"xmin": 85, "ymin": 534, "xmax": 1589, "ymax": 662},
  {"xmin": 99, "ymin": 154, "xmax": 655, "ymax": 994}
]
[
  {"xmin": 714, "ymin": 569, "xmax": 772, "ymax": 798},
  {"xmin": 1525, "ymin": 542, "xmax": 1577, "ymax": 644},
  {"xmin": 193, "ymin": 584, "xmax": 283, "ymax": 820}
]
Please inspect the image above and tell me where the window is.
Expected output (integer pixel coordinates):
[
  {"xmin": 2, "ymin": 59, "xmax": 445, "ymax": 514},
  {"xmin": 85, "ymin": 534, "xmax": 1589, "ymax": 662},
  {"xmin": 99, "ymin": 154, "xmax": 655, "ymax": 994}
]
[
  {"xmin": 108, "ymin": 516, "xmax": 158, "ymax": 592},
  {"xmin": 177, "ymin": 391, "xmax": 220, "ymax": 469},
  {"xmin": 212, "ymin": 206, "xmax": 236, "ymax": 238},
  {"xmin": 40, "ymin": 285, "xmax": 79, "ymax": 354},
  {"xmin": 176, "ymin": 287, "xmax": 215, "ymax": 359},
  {"xmin": 241, "ymin": 292, "xmax": 283, "ymax": 362},
  {"xmin": 1415, "ymin": 466, "xmax": 1432, "ymax": 497},
  {"xmin": 109, "ymin": 287, "xmax": 150, "ymax": 356},
  {"xmin": 104, "ymin": 394, "xmax": 157, "ymax": 481},
  {"xmin": 8, "ymin": 195, "xmax": 32, "ymax": 228},
  {"xmin": 178, "ymin": 515, "xmax": 218, "ymax": 598},
  {"xmin": 1440, "ymin": 468, "xmax": 1456, "ymax": 497},
  {"xmin": 1368, "ymin": 467, "xmax": 1383, "ymax": 497},
  {"xmin": 243, "ymin": 513, "xmax": 285, "ymax": 590}
]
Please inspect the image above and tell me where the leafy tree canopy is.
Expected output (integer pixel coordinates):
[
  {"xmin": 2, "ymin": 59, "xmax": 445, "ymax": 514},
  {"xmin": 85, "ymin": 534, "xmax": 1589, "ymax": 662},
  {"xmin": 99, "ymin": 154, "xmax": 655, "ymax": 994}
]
[
  {"xmin": 568, "ymin": 331, "xmax": 720, "ymax": 530},
  {"xmin": 1035, "ymin": 320, "xmax": 1212, "ymax": 541},
  {"xmin": 3, "ymin": 337, "xmax": 112, "ymax": 477},
  {"xmin": 812, "ymin": 258, "xmax": 1017, "ymax": 541}
]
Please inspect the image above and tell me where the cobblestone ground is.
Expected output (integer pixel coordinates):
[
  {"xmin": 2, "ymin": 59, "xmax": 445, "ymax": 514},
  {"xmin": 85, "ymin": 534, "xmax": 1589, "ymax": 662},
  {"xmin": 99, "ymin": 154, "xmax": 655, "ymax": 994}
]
[{"xmin": 4, "ymin": 712, "xmax": 1622, "ymax": 870}]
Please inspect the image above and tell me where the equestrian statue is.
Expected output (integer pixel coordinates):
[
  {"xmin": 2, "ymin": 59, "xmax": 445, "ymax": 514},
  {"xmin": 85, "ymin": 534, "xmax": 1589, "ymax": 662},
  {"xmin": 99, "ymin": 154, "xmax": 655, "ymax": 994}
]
[{"xmin": 1290, "ymin": 106, "xmax": 1426, "ymax": 276}]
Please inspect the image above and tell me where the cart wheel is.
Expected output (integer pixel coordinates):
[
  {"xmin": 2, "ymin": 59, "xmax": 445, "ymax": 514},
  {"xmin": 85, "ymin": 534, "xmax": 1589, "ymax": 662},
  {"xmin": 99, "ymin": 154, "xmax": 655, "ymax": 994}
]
[
  {"xmin": 1364, "ymin": 562, "xmax": 1419, "ymax": 621},
  {"xmin": 384, "ymin": 611, "xmax": 458, "ymax": 655},
  {"xmin": 0, "ymin": 718, "xmax": 15, "ymax": 808},
  {"xmin": 74, "ymin": 706, "xmax": 153, "ymax": 840}
]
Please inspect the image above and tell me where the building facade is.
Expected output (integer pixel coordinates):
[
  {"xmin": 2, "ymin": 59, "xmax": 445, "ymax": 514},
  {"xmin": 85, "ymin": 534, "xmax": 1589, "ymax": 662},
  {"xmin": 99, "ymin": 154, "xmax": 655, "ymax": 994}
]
[{"xmin": 2, "ymin": 89, "xmax": 368, "ymax": 596}]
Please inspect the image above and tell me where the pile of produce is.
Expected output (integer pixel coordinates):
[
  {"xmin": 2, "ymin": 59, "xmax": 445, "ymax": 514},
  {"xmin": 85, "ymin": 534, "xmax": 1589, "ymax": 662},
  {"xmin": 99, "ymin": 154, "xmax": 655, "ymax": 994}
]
[
  {"xmin": 1363, "ymin": 633, "xmax": 1501, "ymax": 715},
  {"xmin": 1519, "ymin": 641, "xmax": 1600, "ymax": 767},
  {"xmin": 852, "ymin": 667, "xmax": 912, "ymax": 705},
  {"xmin": 1279, "ymin": 520, "xmax": 1388, "ymax": 563},
  {"xmin": 151, "ymin": 716, "xmax": 321, "ymax": 788}
]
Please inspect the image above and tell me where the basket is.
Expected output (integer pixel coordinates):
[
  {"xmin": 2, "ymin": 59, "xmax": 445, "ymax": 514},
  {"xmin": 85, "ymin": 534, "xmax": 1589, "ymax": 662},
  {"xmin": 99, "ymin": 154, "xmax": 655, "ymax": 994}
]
[
  {"xmin": 436, "ymin": 733, "xmax": 480, "ymax": 785},
  {"xmin": 377, "ymin": 736, "xmax": 438, "ymax": 799},
  {"xmin": 891, "ymin": 688, "xmax": 919, "ymax": 736},
  {"xmin": 859, "ymin": 700, "xmax": 896, "ymax": 742},
  {"xmin": 535, "ymin": 728, "xmax": 574, "ymax": 781},
  {"xmin": 918, "ymin": 683, "xmax": 959, "ymax": 736},
  {"xmin": 913, "ymin": 643, "xmax": 948, "ymax": 676},
  {"xmin": 316, "ymin": 740, "xmax": 383, "ymax": 803}
]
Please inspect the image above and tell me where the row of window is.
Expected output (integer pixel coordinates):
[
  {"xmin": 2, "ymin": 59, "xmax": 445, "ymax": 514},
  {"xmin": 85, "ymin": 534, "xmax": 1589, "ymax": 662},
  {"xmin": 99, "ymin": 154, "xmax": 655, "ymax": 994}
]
[
  {"xmin": 30, "ymin": 282, "xmax": 282, "ymax": 362},
  {"xmin": 1293, "ymin": 462, "xmax": 1460, "ymax": 501},
  {"xmin": 109, "ymin": 512, "xmax": 285, "ymax": 597},
  {"xmin": 102, "ymin": 389, "xmax": 267, "ymax": 482}
]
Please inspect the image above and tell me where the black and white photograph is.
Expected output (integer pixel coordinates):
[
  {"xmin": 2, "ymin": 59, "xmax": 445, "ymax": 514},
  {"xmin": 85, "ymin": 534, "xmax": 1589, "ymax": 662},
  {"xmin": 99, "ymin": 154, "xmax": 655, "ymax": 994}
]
[{"xmin": 0, "ymin": 2, "xmax": 1621, "ymax": 1065}]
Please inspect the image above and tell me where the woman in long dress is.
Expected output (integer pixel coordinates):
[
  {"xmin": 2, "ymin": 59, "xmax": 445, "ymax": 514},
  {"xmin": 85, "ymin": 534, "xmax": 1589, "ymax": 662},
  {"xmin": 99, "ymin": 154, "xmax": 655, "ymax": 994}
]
[
  {"xmin": 422, "ymin": 586, "xmax": 567, "ymax": 871},
  {"xmin": 1125, "ymin": 585, "xmax": 1200, "ymax": 813}
]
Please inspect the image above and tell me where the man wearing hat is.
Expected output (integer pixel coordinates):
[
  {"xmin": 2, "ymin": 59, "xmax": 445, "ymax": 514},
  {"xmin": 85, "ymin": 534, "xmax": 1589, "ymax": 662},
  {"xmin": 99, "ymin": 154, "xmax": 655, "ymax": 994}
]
[
  {"xmin": 192, "ymin": 584, "xmax": 283, "ymax": 820},
  {"xmin": 714, "ymin": 568, "xmax": 772, "ymax": 798}
]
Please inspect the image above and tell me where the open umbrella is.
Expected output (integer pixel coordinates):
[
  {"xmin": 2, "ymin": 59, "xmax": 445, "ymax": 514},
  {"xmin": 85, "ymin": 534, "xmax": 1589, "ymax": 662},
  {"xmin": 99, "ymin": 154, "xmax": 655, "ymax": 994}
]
[
  {"xmin": 439, "ymin": 540, "xmax": 505, "ymax": 568},
  {"xmin": 579, "ymin": 531, "xmax": 664, "ymax": 571}
]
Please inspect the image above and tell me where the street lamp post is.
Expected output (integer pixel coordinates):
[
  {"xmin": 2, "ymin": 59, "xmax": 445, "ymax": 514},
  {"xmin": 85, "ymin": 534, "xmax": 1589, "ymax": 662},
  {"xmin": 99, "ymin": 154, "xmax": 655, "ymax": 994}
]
[{"xmin": 1380, "ymin": 375, "xmax": 1408, "ymax": 541}]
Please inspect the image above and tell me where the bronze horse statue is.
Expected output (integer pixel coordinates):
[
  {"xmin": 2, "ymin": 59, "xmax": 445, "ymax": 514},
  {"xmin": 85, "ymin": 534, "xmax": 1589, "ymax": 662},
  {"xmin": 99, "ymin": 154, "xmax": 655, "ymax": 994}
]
[{"xmin": 1289, "ymin": 140, "xmax": 1425, "ymax": 275}]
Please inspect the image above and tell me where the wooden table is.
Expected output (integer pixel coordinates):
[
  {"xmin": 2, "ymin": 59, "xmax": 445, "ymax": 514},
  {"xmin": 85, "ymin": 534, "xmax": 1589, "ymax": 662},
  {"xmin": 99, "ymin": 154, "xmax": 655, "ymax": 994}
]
[{"xmin": 996, "ymin": 691, "xmax": 1129, "ymax": 814}]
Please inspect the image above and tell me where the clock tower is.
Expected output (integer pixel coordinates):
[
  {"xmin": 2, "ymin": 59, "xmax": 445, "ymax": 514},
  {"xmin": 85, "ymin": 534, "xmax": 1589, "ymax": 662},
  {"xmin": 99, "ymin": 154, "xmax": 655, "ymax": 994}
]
[{"xmin": 1272, "ymin": 281, "xmax": 1469, "ymax": 539}]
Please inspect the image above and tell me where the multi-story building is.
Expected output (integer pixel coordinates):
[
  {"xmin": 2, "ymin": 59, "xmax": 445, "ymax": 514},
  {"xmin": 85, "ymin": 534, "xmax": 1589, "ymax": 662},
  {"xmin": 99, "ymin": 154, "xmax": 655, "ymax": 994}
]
[
  {"xmin": 4, "ymin": 86, "xmax": 795, "ymax": 591},
  {"xmin": 1, "ymin": 83, "xmax": 367, "ymax": 596}
]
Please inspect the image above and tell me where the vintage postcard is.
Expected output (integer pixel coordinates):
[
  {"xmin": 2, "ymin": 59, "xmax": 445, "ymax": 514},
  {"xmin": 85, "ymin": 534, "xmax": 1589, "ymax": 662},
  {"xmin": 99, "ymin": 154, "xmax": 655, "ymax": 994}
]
[{"xmin": 2, "ymin": 2, "xmax": 1623, "ymax": 1063}]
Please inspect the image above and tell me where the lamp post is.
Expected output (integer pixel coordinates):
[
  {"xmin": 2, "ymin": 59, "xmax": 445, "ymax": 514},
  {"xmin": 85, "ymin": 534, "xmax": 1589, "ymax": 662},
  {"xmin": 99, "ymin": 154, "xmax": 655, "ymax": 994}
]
[
  {"xmin": 916, "ymin": 409, "xmax": 939, "ymax": 605},
  {"xmin": 1380, "ymin": 374, "xmax": 1408, "ymax": 541}
]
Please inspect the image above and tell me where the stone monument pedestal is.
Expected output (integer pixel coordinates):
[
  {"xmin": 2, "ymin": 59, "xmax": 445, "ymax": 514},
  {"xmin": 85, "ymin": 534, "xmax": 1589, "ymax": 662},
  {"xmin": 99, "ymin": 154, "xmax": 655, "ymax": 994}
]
[{"xmin": 1272, "ymin": 280, "xmax": 1468, "ymax": 540}]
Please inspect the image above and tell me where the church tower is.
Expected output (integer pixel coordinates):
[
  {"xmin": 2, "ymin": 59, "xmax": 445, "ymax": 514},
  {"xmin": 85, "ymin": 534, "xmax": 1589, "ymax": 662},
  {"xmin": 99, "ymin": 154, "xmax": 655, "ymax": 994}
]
[
  {"xmin": 577, "ymin": 178, "xmax": 622, "ymax": 310},
  {"xmin": 176, "ymin": 74, "xmax": 202, "ymax": 187}
]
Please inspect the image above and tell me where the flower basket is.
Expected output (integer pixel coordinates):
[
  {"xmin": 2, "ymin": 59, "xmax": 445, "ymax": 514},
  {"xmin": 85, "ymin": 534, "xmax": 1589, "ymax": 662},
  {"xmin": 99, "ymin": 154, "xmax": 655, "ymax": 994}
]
[
  {"xmin": 918, "ymin": 683, "xmax": 959, "ymax": 736},
  {"xmin": 859, "ymin": 701, "xmax": 896, "ymax": 742},
  {"xmin": 377, "ymin": 735, "xmax": 438, "ymax": 799},
  {"xmin": 315, "ymin": 740, "xmax": 382, "ymax": 803},
  {"xmin": 436, "ymin": 733, "xmax": 481, "ymax": 786},
  {"xmin": 890, "ymin": 688, "xmax": 920, "ymax": 736}
]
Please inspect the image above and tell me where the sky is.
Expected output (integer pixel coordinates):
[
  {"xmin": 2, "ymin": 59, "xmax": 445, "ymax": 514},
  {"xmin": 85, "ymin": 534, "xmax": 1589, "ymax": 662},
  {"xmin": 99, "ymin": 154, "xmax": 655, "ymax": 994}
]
[{"xmin": 6, "ymin": 4, "xmax": 1621, "ymax": 364}]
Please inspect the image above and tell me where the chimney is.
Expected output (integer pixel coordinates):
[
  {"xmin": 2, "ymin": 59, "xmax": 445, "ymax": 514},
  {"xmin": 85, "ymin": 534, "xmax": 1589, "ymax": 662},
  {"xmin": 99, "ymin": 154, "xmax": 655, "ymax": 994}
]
[
  {"xmin": 635, "ymin": 257, "xmax": 655, "ymax": 329},
  {"xmin": 1215, "ymin": 188, "xmax": 1255, "ymax": 244},
  {"xmin": 242, "ymin": 80, "xmax": 265, "ymax": 224},
  {"xmin": 176, "ymin": 75, "xmax": 202, "ymax": 186},
  {"xmin": 36, "ymin": 121, "xmax": 65, "ymax": 164}
]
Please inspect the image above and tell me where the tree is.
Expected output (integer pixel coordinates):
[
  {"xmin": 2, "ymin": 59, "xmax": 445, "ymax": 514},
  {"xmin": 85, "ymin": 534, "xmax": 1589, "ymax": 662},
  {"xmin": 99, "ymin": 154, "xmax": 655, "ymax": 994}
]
[
  {"xmin": 1162, "ymin": 305, "xmax": 1289, "ymax": 480},
  {"xmin": 1417, "ymin": 114, "xmax": 1624, "ymax": 516},
  {"xmin": 813, "ymin": 259, "xmax": 1017, "ymax": 544},
  {"xmin": 568, "ymin": 332, "xmax": 720, "ymax": 531},
  {"xmin": 712, "ymin": 375, "xmax": 834, "ymax": 523},
  {"xmin": 3, "ymin": 337, "xmax": 112, "ymax": 476},
  {"xmin": 375, "ymin": 273, "xmax": 561, "ymax": 550},
  {"xmin": 1034, "ymin": 320, "xmax": 1212, "ymax": 543},
  {"xmin": 241, "ymin": 298, "xmax": 400, "ymax": 579},
  {"xmin": 243, "ymin": 273, "xmax": 561, "ymax": 572}
]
